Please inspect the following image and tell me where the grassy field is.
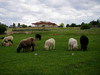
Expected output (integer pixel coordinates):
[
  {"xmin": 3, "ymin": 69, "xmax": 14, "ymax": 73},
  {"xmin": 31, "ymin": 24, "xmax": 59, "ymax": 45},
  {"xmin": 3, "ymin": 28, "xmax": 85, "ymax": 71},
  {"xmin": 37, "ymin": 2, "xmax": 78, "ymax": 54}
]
[{"xmin": 0, "ymin": 28, "xmax": 100, "ymax": 75}]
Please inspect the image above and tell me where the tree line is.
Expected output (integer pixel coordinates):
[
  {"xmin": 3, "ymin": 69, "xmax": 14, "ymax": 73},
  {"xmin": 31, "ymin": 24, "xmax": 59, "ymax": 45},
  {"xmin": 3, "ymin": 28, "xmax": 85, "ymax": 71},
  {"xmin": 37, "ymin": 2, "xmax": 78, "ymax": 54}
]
[
  {"xmin": 10, "ymin": 23, "xmax": 32, "ymax": 28},
  {"xmin": 59, "ymin": 19, "xmax": 100, "ymax": 28},
  {"xmin": 0, "ymin": 19, "xmax": 100, "ymax": 34}
]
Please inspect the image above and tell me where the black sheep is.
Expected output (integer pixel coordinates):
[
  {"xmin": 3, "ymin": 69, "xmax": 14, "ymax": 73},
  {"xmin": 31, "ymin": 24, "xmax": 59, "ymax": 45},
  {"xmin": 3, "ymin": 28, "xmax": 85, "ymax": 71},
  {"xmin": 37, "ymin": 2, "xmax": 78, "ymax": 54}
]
[
  {"xmin": 35, "ymin": 34, "xmax": 41, "ymax": 40},
  {"xmin": 80, "ymin": 35, "xmax": 89, "ymax": 51}
]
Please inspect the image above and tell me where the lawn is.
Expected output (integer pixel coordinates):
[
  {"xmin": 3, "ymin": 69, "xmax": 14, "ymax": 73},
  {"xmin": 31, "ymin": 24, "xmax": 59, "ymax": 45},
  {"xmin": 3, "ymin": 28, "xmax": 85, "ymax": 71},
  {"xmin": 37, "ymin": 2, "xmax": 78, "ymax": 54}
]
[{"xmin": 0, "ymin": 27, "xmax": 100, "ymax": 75}]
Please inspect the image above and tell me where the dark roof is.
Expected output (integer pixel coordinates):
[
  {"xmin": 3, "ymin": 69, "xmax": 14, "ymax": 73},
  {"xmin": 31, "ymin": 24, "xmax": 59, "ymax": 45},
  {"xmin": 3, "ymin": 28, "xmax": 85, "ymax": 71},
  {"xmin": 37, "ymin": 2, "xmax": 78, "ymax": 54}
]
[{"xmin": 32, "ymin": 21, "xmax": 57, "ymax": 26}]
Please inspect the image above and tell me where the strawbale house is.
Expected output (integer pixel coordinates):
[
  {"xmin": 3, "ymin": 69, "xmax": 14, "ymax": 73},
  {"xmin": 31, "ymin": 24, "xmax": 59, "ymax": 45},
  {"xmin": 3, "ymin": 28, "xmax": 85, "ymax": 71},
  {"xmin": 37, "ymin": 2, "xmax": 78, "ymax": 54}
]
[{"xmin": 32, "ymin": 21, "xmax": 57, "ymax": 27}]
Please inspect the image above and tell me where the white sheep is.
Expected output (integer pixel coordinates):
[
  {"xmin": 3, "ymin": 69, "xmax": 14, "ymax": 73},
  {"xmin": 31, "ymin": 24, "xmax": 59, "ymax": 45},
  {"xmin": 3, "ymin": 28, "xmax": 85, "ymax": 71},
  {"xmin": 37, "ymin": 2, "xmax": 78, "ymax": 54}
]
[
  {"xmin": 44, "ymin": 38, "xmax": 55, "ymax": 50},
  {"xmin": 2, "ymin": 36, "xmax": 13, "ymax": 45},
  {"xmin": 68, "ymin": 38, "xmax": 78, "ymax": 50}
]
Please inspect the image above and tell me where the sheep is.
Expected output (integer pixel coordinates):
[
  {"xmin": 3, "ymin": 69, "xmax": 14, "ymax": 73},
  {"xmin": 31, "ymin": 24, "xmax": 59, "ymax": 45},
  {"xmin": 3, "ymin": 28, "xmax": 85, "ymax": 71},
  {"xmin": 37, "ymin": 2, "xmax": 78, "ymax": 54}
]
[
  {"xmin": 17, "ymin": 37, "xmax": 35, "ymax": 53},
  {"xmin": 2, "ymin": 36, "xmax": 13, "ymax": 44},
  {"xmin": 1, "ymin": 36, "xmax": 13, "ymax": 46},
  {"xmin": 44, "ymin": 38, "xmax": 55, "ymax": 50},
  {"xmin": 80, "ymin": 35, "xmax": 89, "ymax": 51},
  {"xmin": 35, "ymin": 34, "xmax": 41, "ymax": 40},
  {"xmin": 3, "ymin": 41, "xmax": 13, "ymax": 46},
  {"xmin": 68, "ymin": 38, "xmax": 78, "ymax": 50}
]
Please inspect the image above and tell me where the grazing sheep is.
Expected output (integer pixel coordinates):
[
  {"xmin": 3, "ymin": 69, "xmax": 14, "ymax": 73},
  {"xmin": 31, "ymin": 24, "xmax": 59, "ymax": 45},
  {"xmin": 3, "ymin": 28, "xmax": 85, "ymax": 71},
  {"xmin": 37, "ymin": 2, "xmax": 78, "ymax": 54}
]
[
  {"xmin": 68, "ymin": 38, "xmax": 78, "ymax": 50},
  {"xmin": 80, "ymin": 35, "xmax": 89, "ymax": 51},
  {"xmin": 2, "ymin": 36, "xmax": 13, "ymax": 44},
  {"xmin": 1, "ymin": 36, "xmax": 13, "ymax": 46},
  {"xmin": 44, "ymin": 38, "xmax": 55, "ymax": 50},
  {"xmin": 35, "ymin": 34, "xmax": 41, "ymax": 40},
  {"xmin": 17, "ymin": 37, "xmax": 35, "ymax": 53},
  {"xmin": 3, "ymin": 41, "xmax": 13, "ymax": 46}
]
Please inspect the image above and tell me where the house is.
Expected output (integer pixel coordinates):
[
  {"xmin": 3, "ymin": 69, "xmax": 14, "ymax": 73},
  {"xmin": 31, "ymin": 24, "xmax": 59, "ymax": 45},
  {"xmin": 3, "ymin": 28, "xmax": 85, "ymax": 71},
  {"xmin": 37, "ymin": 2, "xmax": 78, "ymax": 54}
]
[{"xmin": 32, "ymin": 21, "xmax": 58, "ymax": 27}]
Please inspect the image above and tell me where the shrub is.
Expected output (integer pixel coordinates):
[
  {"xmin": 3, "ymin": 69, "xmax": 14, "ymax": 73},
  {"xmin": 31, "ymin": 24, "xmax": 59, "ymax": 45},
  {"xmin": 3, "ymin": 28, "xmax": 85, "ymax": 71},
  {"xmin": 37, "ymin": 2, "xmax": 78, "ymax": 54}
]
[
  {"xmin": 81, "ymin": 24, "xmax": 90, "ymax": 29},
  {"xmin": 0, "ymin": 23, "xmax": 7, "ymax": 34}
]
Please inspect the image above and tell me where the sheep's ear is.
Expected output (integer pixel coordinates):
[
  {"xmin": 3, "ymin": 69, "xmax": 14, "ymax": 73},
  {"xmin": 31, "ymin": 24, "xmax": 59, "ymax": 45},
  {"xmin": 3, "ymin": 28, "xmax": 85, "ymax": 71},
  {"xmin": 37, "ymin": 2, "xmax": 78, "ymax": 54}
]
[{"xmin": 30, "ymin": 38, "xmax": 34, "ymax": 41}]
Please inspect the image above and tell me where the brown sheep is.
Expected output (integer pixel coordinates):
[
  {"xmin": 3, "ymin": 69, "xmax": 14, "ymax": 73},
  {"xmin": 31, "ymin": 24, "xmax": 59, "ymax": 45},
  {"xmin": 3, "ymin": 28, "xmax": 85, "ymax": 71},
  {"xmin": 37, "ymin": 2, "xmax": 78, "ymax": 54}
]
[
  {"xmin": 17, "ymin": 37, "xmax": 35, "ymax": 53},
  {"xmin": 3, "ymin": 41, "xmax": 13, "ymax": 47}
]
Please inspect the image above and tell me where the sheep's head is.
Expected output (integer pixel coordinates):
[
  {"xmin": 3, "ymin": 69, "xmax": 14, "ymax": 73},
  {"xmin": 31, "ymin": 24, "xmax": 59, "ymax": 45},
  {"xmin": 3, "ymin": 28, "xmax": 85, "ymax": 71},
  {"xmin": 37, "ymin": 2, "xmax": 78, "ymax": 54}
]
[
  {"xmin": 44, "ymin": 45, "xmax": 49, "ymax": 50},
  {"xmin": 73, "ymin": 44, "xmax": 78, "ymax": 50},
  {"xmin": 17, "ymin": 46, "xmax": 22, "ymax": 53}
]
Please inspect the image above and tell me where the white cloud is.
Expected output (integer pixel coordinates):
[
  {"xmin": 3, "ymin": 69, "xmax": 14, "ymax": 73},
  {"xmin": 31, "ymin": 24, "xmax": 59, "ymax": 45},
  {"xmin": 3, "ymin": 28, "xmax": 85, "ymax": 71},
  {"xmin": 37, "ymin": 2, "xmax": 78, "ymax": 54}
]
[
  {"xmin": 0, "ymin": 0, "xmax": 100, "ymax": 26},
  {"xmin": 45, "ymin": 0, "xmax": 66, "ymax": 6}
]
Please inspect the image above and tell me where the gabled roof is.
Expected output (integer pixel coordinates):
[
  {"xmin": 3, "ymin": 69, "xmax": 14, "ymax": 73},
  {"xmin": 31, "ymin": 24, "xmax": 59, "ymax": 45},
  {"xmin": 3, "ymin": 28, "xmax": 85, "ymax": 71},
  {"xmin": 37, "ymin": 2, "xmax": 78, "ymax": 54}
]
[{"xmin": 32, "ymin": 21, "xmax": 57, "ymax": 26}]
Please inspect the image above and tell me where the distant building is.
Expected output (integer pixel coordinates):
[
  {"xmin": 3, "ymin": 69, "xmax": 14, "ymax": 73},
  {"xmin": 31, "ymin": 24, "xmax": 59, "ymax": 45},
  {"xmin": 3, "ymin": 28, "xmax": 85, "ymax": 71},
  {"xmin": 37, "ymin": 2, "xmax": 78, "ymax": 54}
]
[{"xmin": 32, "ymin": 21, "xmax": 58, "ymax": 27}]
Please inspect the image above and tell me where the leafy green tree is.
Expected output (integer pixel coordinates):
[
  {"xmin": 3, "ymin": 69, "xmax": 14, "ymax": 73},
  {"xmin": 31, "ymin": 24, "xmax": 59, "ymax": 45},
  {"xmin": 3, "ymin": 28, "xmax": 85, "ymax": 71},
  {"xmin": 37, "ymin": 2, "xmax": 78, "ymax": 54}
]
[
  {"xmin": 81, "ymin": 24, "xmax": 90, "ymax": 29},
  {"xmin": 97, "ymin": 19, "xmax": 100, "ymax": 24},
  {"xmin": 97, "ymin": 23, "xmax": 100, "ymax": 27},
  {"xmin": 13, "ymin": 23, "xmax": 16, "ymax": 28},
  {"xmin": 0, "ymin": 22, "xmax": 7, "ymax": 34},
  {"xmin": 21, "ymin": 24, "xmax": 27, "ymax": 28},
  {"xmin": 96, "ymin": 19, "xmax": 100, "ymax": 27},
  {"xmin": 66, "ymin": 24, "xmax": 69, "ymax": 27},
  {"xmin": 29, "ymin": 25, "xmax": 32, "ymax": 27},
  {"xmin": 89, "ymin": 20, "xmax": 99, "ymax": 27},
  {"xmin": 70, "ymin": 23, "xmax": 76, "ymax": 27},
  {"xmin": 77, "ymin": 25, "xmax": 81, "ymax": 27},
  {"xmin": 81, "ymin": 22, "xmax": 85, "ymax": 26},
  {"xmin": 59, "ymin": 23, "xmax": 64, "ymax": 27},
  {"xmin": 18, "ymin": 23, "xmax": 21, "ymax": 27}
]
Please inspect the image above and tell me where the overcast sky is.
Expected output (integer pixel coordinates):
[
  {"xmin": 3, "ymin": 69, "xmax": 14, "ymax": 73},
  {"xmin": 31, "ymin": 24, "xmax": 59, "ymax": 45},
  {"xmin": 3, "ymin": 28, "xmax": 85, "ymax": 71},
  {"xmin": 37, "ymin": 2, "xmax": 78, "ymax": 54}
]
[{"xmin": 0, "ymin": 0, "xmax": 100, "ymax": 26}]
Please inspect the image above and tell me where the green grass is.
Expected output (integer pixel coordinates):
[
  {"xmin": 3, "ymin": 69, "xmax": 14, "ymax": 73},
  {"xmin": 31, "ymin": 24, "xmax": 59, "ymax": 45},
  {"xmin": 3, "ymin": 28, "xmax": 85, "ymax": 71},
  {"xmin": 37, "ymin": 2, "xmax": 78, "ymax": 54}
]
[{"xmin": 0, "ymin": 28, "xmax": 100, "ymax": 75}]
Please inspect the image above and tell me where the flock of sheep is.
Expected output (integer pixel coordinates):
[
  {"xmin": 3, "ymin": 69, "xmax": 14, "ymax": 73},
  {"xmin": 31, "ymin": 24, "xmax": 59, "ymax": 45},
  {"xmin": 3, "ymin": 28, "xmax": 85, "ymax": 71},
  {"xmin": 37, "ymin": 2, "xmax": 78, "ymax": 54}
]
[{"xmin": 0, "ymin": 34, "xmax": 89, "ymax": 53}]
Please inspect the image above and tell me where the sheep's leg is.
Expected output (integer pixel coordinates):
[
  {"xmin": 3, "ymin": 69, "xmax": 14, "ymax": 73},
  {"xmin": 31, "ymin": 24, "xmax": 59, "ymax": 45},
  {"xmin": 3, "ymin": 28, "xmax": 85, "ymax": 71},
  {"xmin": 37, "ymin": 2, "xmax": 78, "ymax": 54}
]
[
  {"xmin": 71, "ymin": 45, "xmax": 74, "ymax": 50},
  {"xmin": 31, "ymin": 44, "xmax": 34, "ymax": 51},
  {"xmin": 23, "ymin": 48, "xmax": 25, "ymax": 52},
  {"xmin": 53, "ymin": 43, "xmax": 55, "ymax": 49},
  {"xmin": 50, "ymin": 44, "xmax": 52, "ymax": 50},
  {"xmin": 52, "ymin": 41, "xmax": 55, "ymax": 50},
  {"xmin": 1, "ymin": 42, "xmax": 3, "ymax": 46},
  {"xmin": 39, "ymin": 37, "xmax": 41, "ymax": 40},
  {"xmin": 50, "ymin": 43, "xmax": 53, "ymax": 50}
]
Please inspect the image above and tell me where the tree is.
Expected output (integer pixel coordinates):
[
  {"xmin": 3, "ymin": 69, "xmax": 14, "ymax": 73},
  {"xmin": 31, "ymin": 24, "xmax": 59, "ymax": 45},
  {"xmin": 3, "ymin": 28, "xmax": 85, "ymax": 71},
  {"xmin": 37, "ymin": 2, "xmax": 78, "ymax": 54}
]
[
  {"xmin": 66, "ymin": 24, "xmax": 69, "ymax": 27},
  {"xmin": 0, "ymin": 22, "xmax": 7, "ymax": 34},
  {"xmin": 81, "ymin": 24, "xmax": 90, "ymax": 29},
  {"xmin": 29, "ymin": 25, "xmax": 32, "ymax": 27},
  {"xmin": 18, "ymin": 23, "xmax": 21, "ymax": 27},
  {"xmin": 59, "ymin": 23, "xmax": 64, "ymax": 27},
  {"xmin": 96, "ymin": 19, "xmax": 100, "ymax": 27},
  {"xmin": 21, "ymin": 24, "xmax": 27, "ymax": 28},
  {"xmin": 70, "ymin": 23, "xmax": 76, "ymax": 27},
  {"xmin": 89, "ymin": 20, "xmax": 98, "ymax": 27},
  {"xmin": 81, "ymin": 22, "xmax": 85, "ymax": 26},
  {"xmin": 97, "ymin": 19, "xmax": 100, "ymax": 24},
  {"xmin": 13, "ymin": 23, "xmax": 16, "ymax": 28},
  {"xmin": 77, "ymin": 25, "xmax": 81, "ymax": 27}
]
